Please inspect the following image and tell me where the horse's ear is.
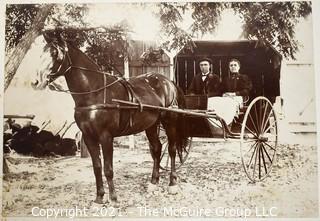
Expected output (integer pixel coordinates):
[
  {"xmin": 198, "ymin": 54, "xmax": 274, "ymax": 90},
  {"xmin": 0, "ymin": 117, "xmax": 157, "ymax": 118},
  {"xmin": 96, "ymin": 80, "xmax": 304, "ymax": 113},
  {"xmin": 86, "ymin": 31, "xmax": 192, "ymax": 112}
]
[
  {"xmin": 53, "ymin": 31, "xmax": 68, "ymax": 47},
  {"xmin": 43, "ymin": 30, "xmax": 64, "ymax": 44},
  {"xmin": 54, "ymin": 30, "xmax": 63, "ymax": 41},
  {"xmin": 43, "ymin": 32, "xmax": 52, "ymax": 43}
]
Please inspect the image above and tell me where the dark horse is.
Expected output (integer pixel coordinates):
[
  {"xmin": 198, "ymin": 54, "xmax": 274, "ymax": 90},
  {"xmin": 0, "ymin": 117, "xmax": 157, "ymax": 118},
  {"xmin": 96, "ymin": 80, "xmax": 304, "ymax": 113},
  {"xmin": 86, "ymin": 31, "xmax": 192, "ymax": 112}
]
[{"xmin": 31, "ymin": 32, "xmax": 188, "ymax": 203}]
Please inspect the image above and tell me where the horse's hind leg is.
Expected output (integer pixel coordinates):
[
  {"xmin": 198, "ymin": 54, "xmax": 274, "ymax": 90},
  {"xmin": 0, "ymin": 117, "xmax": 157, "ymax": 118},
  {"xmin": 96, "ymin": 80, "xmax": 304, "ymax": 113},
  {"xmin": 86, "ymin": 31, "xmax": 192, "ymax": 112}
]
[
  {"xmin": 82, "ymin": 134, "xmax": 105, "ymax": 204},
  {"xmin": 100, "ymin": 133, "xmax": 117, "ymax": 202},
  {"xmin": 161, "ymin": 118, "xmax": 178, "ymax": 188},
  {"xmin": 145, "ymin": 123, "xmax": 162, "ymax": 185}
]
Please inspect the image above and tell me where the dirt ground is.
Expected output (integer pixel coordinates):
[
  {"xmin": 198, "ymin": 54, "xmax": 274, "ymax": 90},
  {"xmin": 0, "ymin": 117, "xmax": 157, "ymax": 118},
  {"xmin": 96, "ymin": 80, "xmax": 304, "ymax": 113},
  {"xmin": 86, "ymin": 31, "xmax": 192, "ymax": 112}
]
[{"xmin": 2, "ymin": 134, "xmax": 318, "ymax": 219}]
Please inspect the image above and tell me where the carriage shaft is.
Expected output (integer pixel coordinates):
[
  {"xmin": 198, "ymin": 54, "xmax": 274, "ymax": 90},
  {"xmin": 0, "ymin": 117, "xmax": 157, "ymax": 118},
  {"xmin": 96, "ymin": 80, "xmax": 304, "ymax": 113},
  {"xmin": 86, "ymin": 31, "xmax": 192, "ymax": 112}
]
[{"xmin": 112, "ymin": 99, "xmax": 217, "ymax": 118}]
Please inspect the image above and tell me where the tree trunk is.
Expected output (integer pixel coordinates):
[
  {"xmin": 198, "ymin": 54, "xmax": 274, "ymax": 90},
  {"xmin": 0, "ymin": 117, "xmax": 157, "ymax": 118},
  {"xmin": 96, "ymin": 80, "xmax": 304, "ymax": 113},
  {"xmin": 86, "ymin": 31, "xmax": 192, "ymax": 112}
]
[
  {"xmin": 4, "ymin": 4, "xmax": 55, "ymax": 91},
  {"xmin": 3, "ymin": 157, "xmax": 10, "ymax": 174}
]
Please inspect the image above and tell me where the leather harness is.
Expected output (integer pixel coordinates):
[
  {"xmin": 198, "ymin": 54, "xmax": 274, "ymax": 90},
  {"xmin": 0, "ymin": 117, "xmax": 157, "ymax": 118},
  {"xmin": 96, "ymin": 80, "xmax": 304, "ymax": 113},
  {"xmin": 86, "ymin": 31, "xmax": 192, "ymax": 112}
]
[{"xmin": 46, "ymin": 42, "xmax": 170, "ymax": 136}]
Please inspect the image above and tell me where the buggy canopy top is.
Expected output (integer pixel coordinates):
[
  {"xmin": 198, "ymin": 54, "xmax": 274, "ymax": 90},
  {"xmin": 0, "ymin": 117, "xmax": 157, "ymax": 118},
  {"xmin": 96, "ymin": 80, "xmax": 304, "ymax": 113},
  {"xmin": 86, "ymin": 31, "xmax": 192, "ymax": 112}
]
[{"xmin": 174, "ymin": 40, "xmax": 282, "ymax": 102}]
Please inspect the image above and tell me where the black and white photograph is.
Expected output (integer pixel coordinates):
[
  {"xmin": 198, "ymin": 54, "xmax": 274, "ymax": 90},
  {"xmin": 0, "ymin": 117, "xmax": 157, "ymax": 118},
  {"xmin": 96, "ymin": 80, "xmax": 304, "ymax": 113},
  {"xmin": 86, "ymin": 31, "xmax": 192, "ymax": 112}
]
[{"xmin": 1, "ymin": 0, "xmax": 319, "ymax": 219}]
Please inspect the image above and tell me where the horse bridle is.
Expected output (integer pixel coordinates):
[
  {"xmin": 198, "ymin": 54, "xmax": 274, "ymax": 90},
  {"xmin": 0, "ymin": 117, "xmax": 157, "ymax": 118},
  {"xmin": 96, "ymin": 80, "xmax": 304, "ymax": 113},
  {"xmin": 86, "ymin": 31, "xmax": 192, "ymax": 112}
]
[
  {"xmin": 45, "ymin": 41, "xmax": 123, "ymax": 95},
  {"xmin": 46, "ymin": 42, "xmax": 72, "ymax": 83}
]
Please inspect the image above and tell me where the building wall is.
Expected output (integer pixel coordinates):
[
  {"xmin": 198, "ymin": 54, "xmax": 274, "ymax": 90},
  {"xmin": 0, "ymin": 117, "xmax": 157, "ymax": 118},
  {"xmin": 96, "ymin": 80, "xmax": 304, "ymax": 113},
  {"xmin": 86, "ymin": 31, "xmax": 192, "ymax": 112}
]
[
  {"xmin": 114, "ymin": 40, "xmax": 170, "ymax": 78},
  {"xmin": 281, "ymin": 62, "xmax": 316, "ymax": 123},
  {"xmin": 279, "ymin": 15, "xmax": 316, "ymax": 133}
]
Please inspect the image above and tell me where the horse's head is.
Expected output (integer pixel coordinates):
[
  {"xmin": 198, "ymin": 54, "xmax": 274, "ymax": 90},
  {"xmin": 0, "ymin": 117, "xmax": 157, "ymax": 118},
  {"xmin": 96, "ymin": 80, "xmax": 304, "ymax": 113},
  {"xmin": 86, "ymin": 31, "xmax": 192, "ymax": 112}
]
[{"xmin": 31, "ymin": 31, "xmax": 69, "ymax": 90}]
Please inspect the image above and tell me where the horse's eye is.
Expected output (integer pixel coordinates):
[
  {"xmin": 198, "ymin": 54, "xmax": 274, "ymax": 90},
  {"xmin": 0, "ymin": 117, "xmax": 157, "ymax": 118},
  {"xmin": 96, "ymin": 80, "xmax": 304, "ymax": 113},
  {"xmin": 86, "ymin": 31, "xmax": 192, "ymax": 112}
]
[{"xmin": 50, "ymin": 48, "xmax": 58, "ymax": 57}]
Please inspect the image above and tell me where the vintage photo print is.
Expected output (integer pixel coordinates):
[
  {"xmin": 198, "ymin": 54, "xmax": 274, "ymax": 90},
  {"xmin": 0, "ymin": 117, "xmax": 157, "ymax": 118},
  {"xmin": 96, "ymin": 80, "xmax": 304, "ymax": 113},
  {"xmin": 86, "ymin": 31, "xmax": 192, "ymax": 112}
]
[{"xmin": 1, "ymin": 0, "xmax": 319, "ymax": 219}]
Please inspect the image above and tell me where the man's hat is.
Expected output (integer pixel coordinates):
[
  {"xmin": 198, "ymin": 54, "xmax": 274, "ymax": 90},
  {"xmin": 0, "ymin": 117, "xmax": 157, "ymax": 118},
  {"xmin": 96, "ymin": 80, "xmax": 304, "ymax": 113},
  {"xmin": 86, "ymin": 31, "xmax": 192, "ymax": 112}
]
[{"xmin": 198, "ymin": 57, "xmax": 212, "ymax": 64}]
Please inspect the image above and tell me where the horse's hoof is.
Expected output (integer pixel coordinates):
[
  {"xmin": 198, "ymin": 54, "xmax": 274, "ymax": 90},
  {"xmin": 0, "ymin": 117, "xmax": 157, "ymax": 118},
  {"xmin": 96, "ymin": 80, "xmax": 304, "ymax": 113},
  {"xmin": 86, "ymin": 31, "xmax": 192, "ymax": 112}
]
[
  {"xmin": 94, "ymin": 197, "xmax": 104, "ymax": 204},
  {"xmin": 109, "ymin": 194, "xmax": 118, "ymax": 203},
  {"xmin": 168, "ymin": 185, "xmax": 179, "ymax": 195},
  {"xmin": 147, "ymin": 183, "xmax": 158, "ymax": 193},
  {"xmin": 110, "ymin": 200, "xmax": 121, "ymax": 208}
]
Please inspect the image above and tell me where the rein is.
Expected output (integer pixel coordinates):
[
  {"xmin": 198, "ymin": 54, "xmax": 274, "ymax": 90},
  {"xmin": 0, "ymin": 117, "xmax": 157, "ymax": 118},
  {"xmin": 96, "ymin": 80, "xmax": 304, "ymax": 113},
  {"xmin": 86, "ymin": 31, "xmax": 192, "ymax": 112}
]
[{"xmin": 49, "ymin": 70, "xmax": 123, "ymax": 95}]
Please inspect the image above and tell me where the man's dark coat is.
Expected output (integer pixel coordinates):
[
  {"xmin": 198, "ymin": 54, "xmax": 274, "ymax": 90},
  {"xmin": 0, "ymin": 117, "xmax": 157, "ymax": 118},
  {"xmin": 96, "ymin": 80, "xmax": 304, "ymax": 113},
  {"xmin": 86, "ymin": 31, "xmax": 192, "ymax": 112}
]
[{"xmin": 187, "ymin": 72, "xmax": 221, "ymax": 97}]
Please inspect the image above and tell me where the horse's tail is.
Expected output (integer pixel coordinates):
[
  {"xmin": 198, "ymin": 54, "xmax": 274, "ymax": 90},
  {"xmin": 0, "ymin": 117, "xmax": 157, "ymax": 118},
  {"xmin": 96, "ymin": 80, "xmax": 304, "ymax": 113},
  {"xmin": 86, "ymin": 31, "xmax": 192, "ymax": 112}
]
[{"xmin": 175, "ymin": 86, "xmax": 189, "ymax": 161}]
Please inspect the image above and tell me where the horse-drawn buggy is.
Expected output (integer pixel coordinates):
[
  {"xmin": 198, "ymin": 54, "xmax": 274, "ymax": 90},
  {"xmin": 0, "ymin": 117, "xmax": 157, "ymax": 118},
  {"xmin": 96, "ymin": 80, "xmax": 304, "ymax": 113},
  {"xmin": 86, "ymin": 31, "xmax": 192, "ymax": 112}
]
[
  {"xmin": 159, "ymin": 40, "xmax": 282, "ymax": 182},
  {"xmin": 32, "ymin": 33, "xmax": 282, "ymax": 203}
]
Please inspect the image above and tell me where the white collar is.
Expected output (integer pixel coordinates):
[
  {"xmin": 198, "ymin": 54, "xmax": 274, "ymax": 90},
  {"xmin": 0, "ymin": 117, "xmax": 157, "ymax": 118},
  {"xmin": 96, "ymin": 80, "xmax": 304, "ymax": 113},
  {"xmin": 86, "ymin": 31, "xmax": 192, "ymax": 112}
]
[{"xmin": 202, "ymin": 72, "xmax": 210, "ymax": 76}]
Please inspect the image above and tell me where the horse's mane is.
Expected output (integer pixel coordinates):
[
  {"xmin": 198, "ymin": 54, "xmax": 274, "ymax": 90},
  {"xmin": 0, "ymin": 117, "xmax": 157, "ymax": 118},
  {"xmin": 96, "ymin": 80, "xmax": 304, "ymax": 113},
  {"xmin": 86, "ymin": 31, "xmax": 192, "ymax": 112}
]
[{"xmin": 67, "ymin": 41, "xmax": 100, "ymax": 70}]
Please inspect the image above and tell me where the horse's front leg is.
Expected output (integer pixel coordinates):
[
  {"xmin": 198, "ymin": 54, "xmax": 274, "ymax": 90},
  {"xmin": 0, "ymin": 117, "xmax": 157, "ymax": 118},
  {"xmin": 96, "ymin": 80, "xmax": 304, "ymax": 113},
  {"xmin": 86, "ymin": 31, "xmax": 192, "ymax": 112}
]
[
  {"xmin": 100, "ymin": 133, "xmax": 117, "ymax": 202},
  {"xmin": 82, "ymin": 134, "xmax": 105, "ymax": 204}
]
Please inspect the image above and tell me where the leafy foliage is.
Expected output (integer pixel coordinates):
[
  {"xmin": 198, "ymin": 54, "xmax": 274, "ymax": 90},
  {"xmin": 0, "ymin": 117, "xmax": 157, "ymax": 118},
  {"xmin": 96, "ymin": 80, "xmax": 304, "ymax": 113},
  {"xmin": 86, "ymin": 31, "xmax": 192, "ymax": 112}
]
[
  {"xmin": 231, "ymin": 2, "xmax": 312, "ymax": 59},
  {"xmin": 157, "ymin": 3, "xmax": 196, "ymax": 51},
  {"xmin": 157, "ymin": 2, "xmax": 226, "ymax": 51},
  {"xmin": 47, "ymin": 4, "xmax": 89, "ymax": 48},
  {"xmin": 6, "ymin": 3, "xmax": 130, "ymax": 75},
  {"xmin": 83, "ymin": 24, "xmax": 131, "ymax": 73},
  {"xmin": 6, "ymin": 1, "xmax": 312, "ymax": 70},
  {"xmin": 157, "ymin": 2, "xmax": 312, "ymax": 59},
  {"xmin": 190, "ymin": 2, "xmax": 226, "ymax": 35},
  {"xmin": 141, "ymin": 47, "xmax": 165, "ymax": 65},
  {"xmin": 43, "ymin": 25, "xmax": 130, "ymax": 75},
  {"xmin": 5, "ymin": 4, "xmax": 89, "ymax": 52},
  {"xmin": 5, "ymin": 4, "xmax": 40, "ymax": 51}
]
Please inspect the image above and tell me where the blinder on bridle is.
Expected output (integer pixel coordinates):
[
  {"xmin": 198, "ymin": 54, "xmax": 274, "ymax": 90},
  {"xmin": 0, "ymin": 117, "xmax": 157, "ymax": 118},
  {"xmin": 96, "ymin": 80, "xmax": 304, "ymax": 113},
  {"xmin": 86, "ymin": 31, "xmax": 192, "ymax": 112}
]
[
  {"xmin": 47, "ymin": 42, "xmax": 71, "ymax": 83},
  {"xmin": 43, "ymin": 32, "xmax": 71, "ymax": 83}
]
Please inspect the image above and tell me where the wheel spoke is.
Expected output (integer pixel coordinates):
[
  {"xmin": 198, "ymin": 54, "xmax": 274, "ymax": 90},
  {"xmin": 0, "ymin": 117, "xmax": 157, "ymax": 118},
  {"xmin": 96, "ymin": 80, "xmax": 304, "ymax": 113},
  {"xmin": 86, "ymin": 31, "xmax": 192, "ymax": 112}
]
[
  {"xmin": 261, "ymin": 100, "xmax": 270, "ymax": 133},
  {"xmin": 184, "ymin": 139, "xmax": 191, "ymax": 154},
  {"xmin": 261, "ymin": 110, "xmax": 273, "ymax": 134},
  {"xmin": 159, "ymin": 123, "xmax": 192, "ymax": 170},
  {"xmin": 183, "ymin": 146, "xmax": 189, "ymax": 154},
  {"xmin": 245, "ymin": 124, "xmax": 259, "ymax": 139},
  {"xmin": 244, "ymin": 140, "xmax": 258, "ymax": 158},
  {"xmin": 252, "ymin": 143, "xmax": 259, "ymax": 179},
  {"xmin": 242, "ymin": 141, "xmax": 259, "ymax": 167},
  {"xmin": 263, "ymin": 141, "xmax": 276, "ymax": 151},
  {"xmin": 263, "ymin": 124, "xmax": 274, "ymax": 134},
  {"xmin": 260, "ymin": 144, "xmax": 268, "ymax": 174},
  {"xmin": 247, "ymin": 142, "xmax": 259, "ymax": 170},
  {"xmin": 259, "ymin": 100, "xmax": 264, "ymax": 134},
  {"xmin": 160, "ymin": 142, "xmax": 168, "ymax": 161},
  {"xmin": 258, "ymin": 144, "xmax": 261, "ymax": 179},
  {"xmin": 261, "ymin": 143, "xmax": 273, "ymax": 163},
  {"xmin": 249, "ymin": 112, "xmax": 259, "ymax": 134},
  {"xmin": 254, "ymin": 103, "xmax": 261, "ymax": 134}
]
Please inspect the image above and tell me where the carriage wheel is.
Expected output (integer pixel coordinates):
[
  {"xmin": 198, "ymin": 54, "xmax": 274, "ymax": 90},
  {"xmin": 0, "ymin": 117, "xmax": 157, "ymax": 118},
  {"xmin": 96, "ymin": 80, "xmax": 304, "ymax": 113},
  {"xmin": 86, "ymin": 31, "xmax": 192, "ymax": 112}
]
[
  {"xmin": 157, "ymin": 123, "xmax": 192, "ymax": 171},
  {"xmin": 240, "ymin": 96, "xmax": 278, "ymax": 182}
]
